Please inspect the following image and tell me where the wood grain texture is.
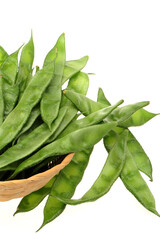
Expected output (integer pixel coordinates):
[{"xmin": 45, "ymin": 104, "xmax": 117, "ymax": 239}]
[{"xmin": 0, "ymin": 153, "xmax": 74, "ymax": 201}]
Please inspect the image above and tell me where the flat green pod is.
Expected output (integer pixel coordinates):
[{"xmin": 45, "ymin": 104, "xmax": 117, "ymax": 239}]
[
  {"xmin": 62, "ymin": 56, "xmax": 89, "ymax": 85},
  {"xmin": 16, "ymin": 32, "xmax": 34, "ymax": 98},
  {"xmin": 14, "ymin": 177, "xmax": 56, "ymax": 214},
  {"xmin": 41, "ymin": 33, "xmax": 66, "ymax": 128},
  {"xmin": 120, "ymin": 149, "xmax": 159, "ymax": 216},
  {"xmin": 0, "ymin": 61, "xmax": 55, "ymax": 150},
  {"xmin": 37, "ymin": 148, "xmax": 93, "ymax": 231},
  {"xmin": 0, "ymin": 46, "xmax": 8, "ymax": 66},
  {"xmin": 9, "ymin": 122, "xmax": 117, "ymax": 179},
  {"xmin": 56, "ymin": 130, "xmax": 128, "ymax": 205}
]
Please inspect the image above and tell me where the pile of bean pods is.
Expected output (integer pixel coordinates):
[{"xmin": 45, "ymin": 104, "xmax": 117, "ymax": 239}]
[{"xmin": 0, "ymin": 33, "xmax": 159, "ymax": 231}]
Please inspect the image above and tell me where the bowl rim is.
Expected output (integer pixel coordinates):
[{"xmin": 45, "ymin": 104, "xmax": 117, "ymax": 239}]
[{"xmin": 0, "ymin": 153, "xmax": 74, "ymax": 201}]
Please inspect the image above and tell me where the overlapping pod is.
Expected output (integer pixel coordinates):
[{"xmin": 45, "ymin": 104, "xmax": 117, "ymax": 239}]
[
  {"xmin": 16, "ymin": 32, "xmax": 34, "ymax": 99},
  {"xmin": 0, "ymin": 46, "xmax": 8, "ymax": 66},
  {"xmin": 97, "ymin": 88, "xmax": 158, "ymax": 214},
  {"xmin": 0, "ymin": 48, "xmax": 20, "ymax": 117},
  {"xmin": 0, "ymin": 76, "xmax": 4, "ymax": 125},
  {"xmin": 9, "ymin": 122, "xmax": 117, "ymax": 179},
  {"xmin": 0, "ymin": 33, "xmax": 158, "ymax": 232},
  {"xmin": 40, "ymin": 33, "xmax": 66, "ymax": 128},
  {"xmin": 0, "ymin": 61, "xmax": 55, "ymax": 150},
  {"xmin": 0, "ymin": 108, "xmax": 67, "ymax": 169},
  {"xmin": 63, "ymin": 89, "xmax": 152, "ymax": 125},
  {"xmin": 56, "ymin": 130, "xmax": 128, "ymax": 205},
  {"xmin": 37, "ymin": 148, "xmax": 93, "ymax": 231}
]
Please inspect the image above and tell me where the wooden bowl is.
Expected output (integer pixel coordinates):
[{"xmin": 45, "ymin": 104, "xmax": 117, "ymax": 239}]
[{"xmin": 0, "ymin": 153, "xmax": 74, "ymax": 201}]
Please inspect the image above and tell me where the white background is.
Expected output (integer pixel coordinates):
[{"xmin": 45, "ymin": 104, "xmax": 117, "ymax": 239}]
[{"xmin": 0, "ymin": 0, "xmax": 160, "ymax": 239}]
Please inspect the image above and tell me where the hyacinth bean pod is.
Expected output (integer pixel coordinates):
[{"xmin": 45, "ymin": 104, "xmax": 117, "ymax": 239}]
[
  {"xmin": 14, "ymin": 177, "xmax": 56, "ymax": 215},
  {"xmin": 12, "ymin": 105, "xmax": 40, "ymax": 145},
  {"xmin": 97, "ymin": 89, "xmax": 156, "ymax": 213},
  {"xmin": 97, "ymin": 87, "xmax": 111, "ymax": 106},
  {"xmin": 62, "ymin": 56, "xmax": 89, "ymax": 85},
  {"xmin": 3, "ymin": 83, "xmax": 19, "ymax": 117},
  {"xmin": 0, "ymin": 48, "xmax": 20, "ymax": 116},
  {"xmin": 56, "ymin": 130, "xmax": 128, "ymax": 205},
  {"xmin": 67, "ymin": 72, "xmax": 89, "ymax": 95},
  {"xmin": 0, "ymin": 61, "xmax": 55, "ymax": 150},
  {"xmin": 0, "ymin": 47, "xmax": 20, "ymax": 85},
  {"xmin": 9, "ymin": 122, "xmax": 117, "ymax": 179},
  {"xmin": 58, "ymin": 100, "xmax": 123, "ymax": 139},
  {"xmin": 0, "ymin": 161, "xmax": 20, "ymax": 172},
  {"xmin": 97, "ymin": 88, "xmax": 153, "ymax": 180},
  {"xmin": 0, "ymin": 33, "xmax": 158, "ymax": 231},
  {"xmin": 15, "ymin": 59, "xmax": 90, "ymax": 143},
  {"xmin": 47, "ymin": 105, "xmax": 78, "ymax": 143},
  {"xmin": 47, "ymin": 72, "xmax": 89, "ymax": 143},
  {"xmin": 38, "ymin": 148, "xmax": 93, "ymax": 231},
  {"xmin": 127, "ymin": 131, "xmax": 153, "ymax": 180},
  {"xmin": 41, "ymin": 33, "xmax": 66, "ymax": 128},
  {"xmin": 16, "ymin": 118, "xmax": 41, "ymax": 144},
  {"xmin": 119, "ymin": 108, "xmax": 158, "ymax": 128},
  {"xmin": 0, "ymin": 76, "xmax": 4, "ymax": 125},
  {"xmin": 103, "ymin": 129, "xmax": 153, "ymax": 181},
  {"xmin": 97, "ymin": 89, "xmax": 158, "ymax": 128},
  {"xmin": 16, "ymin": 32, "xmax": 34, "ymax": 98},
  {"xmin": 0, "ymin": 46, "xmax": 8, "ymax": 66},
  {"xmin": 120, "ymin": 149, "xmax": 159, "ymax": 216},
  {"xmin": 64, "ymin": 90, "xmax": 151, "ymax": 125},
  {"xmin": 0, "ymin": 107, "xmax": 67, "ymax": 169}
]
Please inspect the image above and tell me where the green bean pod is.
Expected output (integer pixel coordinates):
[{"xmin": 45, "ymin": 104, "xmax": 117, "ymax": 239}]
[
  {"xmin": 98, "ymin": 88, "xmax": 153, "ymax": 180},
  {"xmin": 14, "ymin": 177, "xmax": 56, "ymax": 215},
  {"xmin": 47, "ymin": 105, "xmax": 78, "ymax": 143},
  {"xmin": 41, "ymin": 33, "xmax": 66, "ymax": 128},
  {"xmin": 67, "ymin": 72, "xmax": 89, "ymax": 94},
  {"xmin": 119, "ymin": 108, "xmax": 158, "ymax": 128},
  {"xmin": 65, "ymin": 88, "xmax": 154, "ymax": 181},
  {"xmin": 9, "ymin": 122, "xmax": 117, "ymax": 179},
  {"xmin": 127, "ymin": 131, "xmax": 153, "ymax": 180},
  {"xmin": 16, "ymin": 32, "xmax": 34, "ymax": 98},
  {"xmin": 0, "ymin": 46, "xmax": 8, "ymax": 66},
  {"xmin": 97, "ymin": 88, "xmax": 158, "ymax": 128},
  {"xmin": 62, "ymin": 56, "xmax": 89, "ymax": 85},
  {"xmin": 0, "ymin": 76, "xmax": 4, "ymax": 125},
  {"xmin": 97, "ymin": 87, "xmax": 111, "ymax": 106},
  {"xmin": 37, "ymin": 148, "xmax": 93, "ymax": 231},
  {"xmin": 64, "ymin": 90, "xmax": 150, "ymax": 124},
  {"xmin": 47, "ymin": 72, "xmax": 90, "ymax": 143},
  {"xmin": 0, "ymin": 61, "xmax": 55, "ymax": 150},
  {"xmin": 104, "ymin": 129, "xmax": 153, "ymax": 180},
  {"xmin": 0, "ymin": 107, "xmax": 67, "ymax": 169},
  {"xmin": 56, "ymin": 130, "xmax": 128, "ymax": 205},
  {"xmin": 3, "ymin": 83, "xmax": 19, "ymax": 117},
  {"xmin": 0, "ymin": 48, "xmax": 21, "ymax": 116},
  {"xmin": 103, "ymin": 130, "xmax": 159, "ymax": 216},
  {"xmin": 0, "ymin": 47, "xmax": 20, "ymax": 85},
  {"xmin": 120, "ymin": 148, "xmax": 159, "ymax": 216},
  {"xmin": 99, "ymin": 92, "xmax": 156, "ymax": 216},
  {"xmin": 12, "ymin": 105, "xmax": 40, "ymax": 145},
  {"xmin": 0, "ymin": 161, "xmax": 20, "ymax": 172},
  {"xmin": 58, "ymin": 100, "xmax": 123, "ymax": 139},
  {"xmin": 64, "ymin": 90, "xmax": 105, "ymax": 115}
]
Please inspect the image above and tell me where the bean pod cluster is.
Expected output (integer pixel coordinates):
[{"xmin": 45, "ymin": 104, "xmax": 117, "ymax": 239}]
[{"xmin": 0, "ymin": 33, "xmax": 159, "ymax": 231}]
